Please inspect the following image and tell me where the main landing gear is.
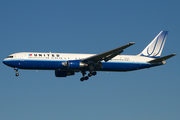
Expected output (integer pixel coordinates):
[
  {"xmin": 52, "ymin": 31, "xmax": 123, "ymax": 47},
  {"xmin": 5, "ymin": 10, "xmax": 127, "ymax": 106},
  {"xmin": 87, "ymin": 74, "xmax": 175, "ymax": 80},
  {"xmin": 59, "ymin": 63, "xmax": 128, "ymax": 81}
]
[
  {"xmin": 80, "ymin": 71, "xmax": 97, "ymax": 82},
  {"xmin": 14, "ymin": 68, "xmax": 19, "ymax": 77}
]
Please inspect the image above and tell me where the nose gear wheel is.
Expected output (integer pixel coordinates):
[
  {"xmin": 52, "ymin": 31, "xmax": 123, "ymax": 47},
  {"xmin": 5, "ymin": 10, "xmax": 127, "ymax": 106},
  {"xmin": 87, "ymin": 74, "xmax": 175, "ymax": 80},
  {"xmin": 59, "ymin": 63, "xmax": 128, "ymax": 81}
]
[{"xmin": 14, "ymin": 68, "xmax": 19, "ymax": 77}]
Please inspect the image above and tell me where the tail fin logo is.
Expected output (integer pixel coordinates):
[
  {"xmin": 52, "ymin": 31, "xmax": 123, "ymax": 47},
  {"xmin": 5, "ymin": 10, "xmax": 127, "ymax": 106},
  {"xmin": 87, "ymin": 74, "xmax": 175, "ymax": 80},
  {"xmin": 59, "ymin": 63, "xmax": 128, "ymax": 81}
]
[{"xmin": 140, "ymin": 31, "xmax": 168, "ymax": 58}]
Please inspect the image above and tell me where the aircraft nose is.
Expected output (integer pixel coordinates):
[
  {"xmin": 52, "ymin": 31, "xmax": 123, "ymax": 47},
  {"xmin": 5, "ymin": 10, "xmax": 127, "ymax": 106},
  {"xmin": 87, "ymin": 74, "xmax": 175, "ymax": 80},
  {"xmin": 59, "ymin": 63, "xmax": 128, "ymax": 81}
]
[
  {"xmin": 2, "ymin": 59, "xmax": 8, "ymax": 65},
  {"xmin": 3, "ymin": 58, "xmax": 14, "ymax": 67},
  {"xmin": 2, "ymin": 59, "xmax": 6, "ymax": 64}
]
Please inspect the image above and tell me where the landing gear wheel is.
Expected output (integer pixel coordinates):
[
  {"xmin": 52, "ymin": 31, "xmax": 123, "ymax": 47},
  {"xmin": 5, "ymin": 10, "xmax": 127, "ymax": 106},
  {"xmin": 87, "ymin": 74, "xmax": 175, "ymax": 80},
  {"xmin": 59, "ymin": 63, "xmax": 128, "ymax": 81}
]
[
  {"xmin": 15, "ymin": 73, "xmax": 19, "ymax": 77},
  {"xmin": 80, "ymin": 77, "xmax": 85, "ymax": 82},
  {"xmin": 14, "ymin": 68, "xmax": 19, "ymax": 77},
  {"xmin": 88, "ymin": 73, "xmax": 92, "ymax": 77},
  {"xmin": 92, "ymin": 71, "xmax": 97, "ymax": 76},
  {"xmin": 84, "ymin": 76, "xmax": 89, "ymax": 80},
  {"xmin": 80, "ymin": 76, "xmax": 89, "ymax": 81}
]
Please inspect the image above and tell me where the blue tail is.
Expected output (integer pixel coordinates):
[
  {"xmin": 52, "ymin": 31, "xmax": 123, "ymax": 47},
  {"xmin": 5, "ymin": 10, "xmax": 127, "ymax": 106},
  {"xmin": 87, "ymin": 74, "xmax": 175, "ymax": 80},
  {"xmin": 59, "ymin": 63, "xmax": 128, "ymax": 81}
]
[{"xmin": 139, "ymin": 31, "xmax": 168, "ymax": 58}]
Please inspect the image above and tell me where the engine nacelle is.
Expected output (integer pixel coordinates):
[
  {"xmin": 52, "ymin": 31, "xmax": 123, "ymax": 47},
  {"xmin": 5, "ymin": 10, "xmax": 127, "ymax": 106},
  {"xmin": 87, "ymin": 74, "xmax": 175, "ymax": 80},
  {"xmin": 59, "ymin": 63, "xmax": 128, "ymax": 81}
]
[
  {"xmin": 55, "ymin": 70, "xmax": 75, "ymax": 77},
  {"xmin": 62, "ymin": 60, "xmax": 88, "ymax": 69}
]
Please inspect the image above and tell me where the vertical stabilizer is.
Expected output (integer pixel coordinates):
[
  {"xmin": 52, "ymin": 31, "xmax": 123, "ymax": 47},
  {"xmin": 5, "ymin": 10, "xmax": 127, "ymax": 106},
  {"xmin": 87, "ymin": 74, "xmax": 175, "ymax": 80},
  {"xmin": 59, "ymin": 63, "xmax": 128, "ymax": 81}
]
[{"xmin": 139, "ymin": 31, "xmax": 168, "ymax": 58}]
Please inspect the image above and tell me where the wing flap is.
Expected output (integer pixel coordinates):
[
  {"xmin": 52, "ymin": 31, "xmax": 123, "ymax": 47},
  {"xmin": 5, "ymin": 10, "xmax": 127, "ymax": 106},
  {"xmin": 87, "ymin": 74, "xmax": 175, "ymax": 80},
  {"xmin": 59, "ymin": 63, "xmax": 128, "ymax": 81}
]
[{"xmin": 82, "ymin": 42, "xmax": 135, "ymax": 63}]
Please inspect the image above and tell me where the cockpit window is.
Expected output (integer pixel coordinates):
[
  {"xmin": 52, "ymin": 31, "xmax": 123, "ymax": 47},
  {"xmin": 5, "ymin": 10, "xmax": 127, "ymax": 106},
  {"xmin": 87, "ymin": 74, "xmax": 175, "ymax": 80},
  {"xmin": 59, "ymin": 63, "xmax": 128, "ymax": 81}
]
[{"xmin": 7, "ymin": 56, "xmax": 13, "ymax": 58}]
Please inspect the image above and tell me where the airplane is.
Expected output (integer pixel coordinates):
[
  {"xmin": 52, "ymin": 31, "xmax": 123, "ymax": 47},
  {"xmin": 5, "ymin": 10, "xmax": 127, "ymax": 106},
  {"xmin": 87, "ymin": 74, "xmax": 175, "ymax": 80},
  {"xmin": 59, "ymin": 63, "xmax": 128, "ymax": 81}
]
[{"xmin": 3, "ymin": 31, "xmax": 177, "ymax": 81}]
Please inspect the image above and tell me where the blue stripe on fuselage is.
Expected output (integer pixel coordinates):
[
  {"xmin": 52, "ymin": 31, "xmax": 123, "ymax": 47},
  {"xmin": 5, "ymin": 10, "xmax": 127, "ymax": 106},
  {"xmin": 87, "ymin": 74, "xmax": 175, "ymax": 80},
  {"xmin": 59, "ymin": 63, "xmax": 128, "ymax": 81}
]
[
  {"xmin": 3, "ymin": 59, "xmax": 66, "ymax": 70},
  {"xmin": 3, "ymin": 59, "xmax": 163, "ymax": 71}
]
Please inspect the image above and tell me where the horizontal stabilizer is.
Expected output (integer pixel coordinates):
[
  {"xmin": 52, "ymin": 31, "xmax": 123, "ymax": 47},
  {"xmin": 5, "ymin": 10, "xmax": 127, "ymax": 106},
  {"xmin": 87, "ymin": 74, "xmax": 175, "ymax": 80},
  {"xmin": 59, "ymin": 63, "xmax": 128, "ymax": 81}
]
[{"xmin": 148, "ymin": 53, "xmax": 177, "ymax": 63}]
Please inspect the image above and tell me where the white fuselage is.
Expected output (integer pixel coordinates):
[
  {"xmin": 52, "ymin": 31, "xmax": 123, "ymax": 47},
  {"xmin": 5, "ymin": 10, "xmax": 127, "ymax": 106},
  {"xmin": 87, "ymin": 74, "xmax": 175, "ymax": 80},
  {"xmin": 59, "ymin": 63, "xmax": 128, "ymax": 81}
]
[{"xmin": 3, "ymin": 52, "xmax": 160, "ymax": 72}]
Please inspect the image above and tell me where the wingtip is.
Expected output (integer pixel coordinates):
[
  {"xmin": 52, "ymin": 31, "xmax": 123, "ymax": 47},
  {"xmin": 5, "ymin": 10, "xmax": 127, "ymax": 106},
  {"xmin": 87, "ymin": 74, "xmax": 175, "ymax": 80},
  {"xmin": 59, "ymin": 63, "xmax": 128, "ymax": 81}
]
[
  {"xmin": 129, "ymin": 42, "xmax": 135, "ymax": 45},
  {"xmin": 172, "ymin": 53, "xmax": 177, "ymax": 56}
]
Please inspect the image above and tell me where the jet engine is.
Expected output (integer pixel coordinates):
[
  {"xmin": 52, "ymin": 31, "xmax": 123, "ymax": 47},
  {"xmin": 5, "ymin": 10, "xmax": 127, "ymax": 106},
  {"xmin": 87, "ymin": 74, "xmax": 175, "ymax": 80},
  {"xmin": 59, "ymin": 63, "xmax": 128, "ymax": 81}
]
[
  {"xmin": 55, "ymin": 70, "xmax": 75, "ymax": 77},
  {"xmin": 62, "ymin": 60, "xmax": 88, "ymax": 69}
]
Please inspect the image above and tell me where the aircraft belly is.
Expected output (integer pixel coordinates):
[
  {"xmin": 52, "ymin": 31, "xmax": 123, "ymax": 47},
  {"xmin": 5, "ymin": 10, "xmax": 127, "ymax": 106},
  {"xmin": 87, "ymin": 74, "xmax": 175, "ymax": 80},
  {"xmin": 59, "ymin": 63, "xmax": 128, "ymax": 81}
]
[
  {"xmin": 7, "ymin": 60, "xmax": 66, "ymax": 70},
  {"xmin": 100, "ymin": 62, "xmax": 151, "ymax": 71}
]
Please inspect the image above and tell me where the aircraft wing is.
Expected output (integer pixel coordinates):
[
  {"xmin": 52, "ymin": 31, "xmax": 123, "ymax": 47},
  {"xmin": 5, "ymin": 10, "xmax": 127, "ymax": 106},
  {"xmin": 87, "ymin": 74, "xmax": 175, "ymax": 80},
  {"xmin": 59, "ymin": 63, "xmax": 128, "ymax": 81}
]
[
  {"xmin": 147, "ymin": 53, "xmax": 177, "ymax": 63},
  {"xmin": 82, "ymin": 42, "xmax": 135, "ymax": 63}
]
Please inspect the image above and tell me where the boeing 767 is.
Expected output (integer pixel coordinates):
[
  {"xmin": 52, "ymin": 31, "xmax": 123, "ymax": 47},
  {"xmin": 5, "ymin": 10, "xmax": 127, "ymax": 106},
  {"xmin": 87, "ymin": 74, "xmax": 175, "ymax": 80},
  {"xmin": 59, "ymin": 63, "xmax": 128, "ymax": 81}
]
[{"xmin": 3, "ymin": 31, "xmax": 176, "ymax": 81}]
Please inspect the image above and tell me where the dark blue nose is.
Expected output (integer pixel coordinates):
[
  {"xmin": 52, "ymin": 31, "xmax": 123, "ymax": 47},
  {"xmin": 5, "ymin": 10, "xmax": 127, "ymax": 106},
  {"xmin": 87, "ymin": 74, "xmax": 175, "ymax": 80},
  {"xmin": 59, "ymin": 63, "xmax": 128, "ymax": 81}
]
[
  {"xmin": 3, "ymin": 59, "xmax": 6, "ymax": 65},
  {"xmin": 3, "ymin": 59, "xmax": 15, "ymax": 68},
  {"xmin": 2, "ymin": 59, "xmax": 9, "ymax": 66}
]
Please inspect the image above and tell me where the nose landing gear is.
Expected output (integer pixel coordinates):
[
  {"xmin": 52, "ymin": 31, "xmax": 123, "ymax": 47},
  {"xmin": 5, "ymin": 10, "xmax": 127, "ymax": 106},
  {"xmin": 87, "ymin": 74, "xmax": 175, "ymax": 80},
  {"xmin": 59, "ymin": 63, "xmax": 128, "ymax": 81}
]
[
  {"xmin": 14, "ymin": 68, "xmax": 19, "ymax": 77},
  {"xmin": 15, "ymin": 73, "xmax": 19, "ymax": 76}
]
